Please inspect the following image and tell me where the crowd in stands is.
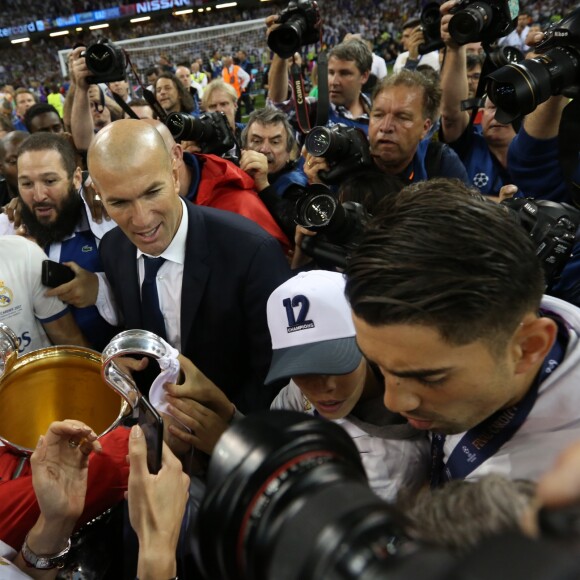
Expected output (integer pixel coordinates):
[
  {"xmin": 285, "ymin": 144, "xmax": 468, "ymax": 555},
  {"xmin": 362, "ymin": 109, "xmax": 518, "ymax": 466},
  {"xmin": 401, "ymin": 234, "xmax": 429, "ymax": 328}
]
[{"xmin": 3, "ymin": 0, "xmax": 580, "ymax": 577}]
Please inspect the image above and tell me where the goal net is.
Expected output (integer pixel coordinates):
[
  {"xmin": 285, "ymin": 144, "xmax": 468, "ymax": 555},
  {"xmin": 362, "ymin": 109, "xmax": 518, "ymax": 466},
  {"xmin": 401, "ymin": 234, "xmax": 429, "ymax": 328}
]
[{"xmin": 58, "ymin": 18, "xmax": 267, "ymax": 78}]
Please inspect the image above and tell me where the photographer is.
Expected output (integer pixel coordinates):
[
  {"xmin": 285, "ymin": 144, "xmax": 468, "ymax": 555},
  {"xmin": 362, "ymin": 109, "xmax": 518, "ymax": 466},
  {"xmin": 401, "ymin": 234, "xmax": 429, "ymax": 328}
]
[
  {"xmin": 267, "ymin": 13, "xmax": 373, "ymax": 134},
  {"xmin": 505, "ymin": 80, "xmax": 580, "ymax": 306},
  {"xmin": 239, "ymin": 107, "xmax": 308, "ymax": 240},
  {"xmin": 439, "ymin": 0, "xmax": 516, "ymax": 199},
  {"xmin": 393, "ymin": 18, "xmax": 441, "ymax": 74},
  {"xmin": 507, "ymin": 95, "xmax": 575, "ymax": 203},
  {"xmin": 497, "ymin": 11, "xmax": 531, "ymax": 52},
  {"xmin": 155, "ymin": 72, "xmax": 196, "ymax": 116},
  {"xmin": 68, "ymin": 46, "xmax": 123, "ymax": 151},
  {"xmin": 304, "ymin": 70, "xmax": 468, "ymax": 186}
]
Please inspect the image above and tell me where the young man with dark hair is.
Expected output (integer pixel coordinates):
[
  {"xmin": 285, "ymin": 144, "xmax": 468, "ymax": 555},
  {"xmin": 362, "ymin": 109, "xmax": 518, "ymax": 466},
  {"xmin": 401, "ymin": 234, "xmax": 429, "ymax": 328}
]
[
  {"xmin": 24, "ymin": 103, "xmax": 64, "ymax": 134},
  {"xmin": 345, "ymin": 178, "xmax": 580, "ymax": 483},
  {"xmin": 393, "ymin": 18, "xmax": 441, "ymax": 74}
]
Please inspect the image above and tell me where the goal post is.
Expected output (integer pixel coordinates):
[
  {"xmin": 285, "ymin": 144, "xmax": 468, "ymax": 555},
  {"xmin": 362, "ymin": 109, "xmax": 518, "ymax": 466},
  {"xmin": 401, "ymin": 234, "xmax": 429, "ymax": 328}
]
[{"xmin": 58, "ymin": 18, "xmax": 267, "ymax": 78}]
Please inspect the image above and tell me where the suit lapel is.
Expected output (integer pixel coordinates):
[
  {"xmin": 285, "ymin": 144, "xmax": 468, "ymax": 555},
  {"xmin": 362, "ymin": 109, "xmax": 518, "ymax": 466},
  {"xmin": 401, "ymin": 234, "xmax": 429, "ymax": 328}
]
[
  {"xmin": 181, "ymin": 202, "xmax": 210, "ymax": 349},
  {"xmin": 117, "ymin": 237, "xmax": 141, "ymax": 328}
]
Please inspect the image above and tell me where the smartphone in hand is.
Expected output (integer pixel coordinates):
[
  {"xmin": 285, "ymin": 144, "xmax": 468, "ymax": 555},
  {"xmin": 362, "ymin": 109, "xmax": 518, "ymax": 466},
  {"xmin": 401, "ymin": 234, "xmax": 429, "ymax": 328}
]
[
  {"xmin": 41, "ymin": 260, "xmax": 75, "ymax": 288},
  {"xmin": 138, "ymin": 395, "xmax": 164, "ymax": 474}
]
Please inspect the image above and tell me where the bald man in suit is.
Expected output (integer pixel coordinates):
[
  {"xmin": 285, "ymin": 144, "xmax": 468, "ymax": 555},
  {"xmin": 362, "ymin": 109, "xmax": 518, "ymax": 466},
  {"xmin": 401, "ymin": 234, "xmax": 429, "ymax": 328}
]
[{"xmin": 88, "ymin": 119, "xmax": 291, "ymax": 413}]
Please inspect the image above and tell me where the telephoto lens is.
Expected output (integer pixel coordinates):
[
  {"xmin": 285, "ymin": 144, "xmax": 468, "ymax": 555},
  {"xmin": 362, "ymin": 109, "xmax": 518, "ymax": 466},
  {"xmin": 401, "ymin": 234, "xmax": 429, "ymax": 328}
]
[
  {"xmin": 488, "ymin": 47, "xmax": 580, "ymax": 123},
  {"xmin": 197, "ymin": 411, "xmax": 410, "ymax": 580},
  {"xmin": 305, "ymin": 126, "xmax": 353, "ymax": 159},
  {"xmin": 449, "ymin": 2, "xmax": 494, "ymax": 44}
]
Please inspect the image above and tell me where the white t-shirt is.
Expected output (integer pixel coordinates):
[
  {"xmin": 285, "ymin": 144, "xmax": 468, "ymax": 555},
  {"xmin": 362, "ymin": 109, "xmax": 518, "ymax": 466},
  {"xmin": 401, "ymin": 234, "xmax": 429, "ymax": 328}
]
[
  {"xmin": 371, "ymin": 53, "xmax": 388, "ymax": 80},
  {"xmin": 0, "ymin": 236, "xmax": 68, "ymax": 354},
  {"xmin": 271, "ymin": 381, "xmax": 430, "ymax": 501},
  {"xmin": 393, "ymin": 49, "xmax": 441, "ymax": 73}
]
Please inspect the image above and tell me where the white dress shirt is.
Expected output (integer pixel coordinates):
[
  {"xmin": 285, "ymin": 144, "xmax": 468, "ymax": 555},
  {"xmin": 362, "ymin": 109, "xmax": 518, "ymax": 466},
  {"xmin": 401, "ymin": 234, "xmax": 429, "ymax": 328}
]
[{"xmin": 96, "ymin": 199, "xmax": 188, "ymax": 351}]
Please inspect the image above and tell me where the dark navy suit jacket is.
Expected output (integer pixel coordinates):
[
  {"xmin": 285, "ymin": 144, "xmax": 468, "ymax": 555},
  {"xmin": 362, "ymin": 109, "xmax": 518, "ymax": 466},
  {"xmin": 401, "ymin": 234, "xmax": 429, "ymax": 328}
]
[{"xmin": 100, "ymin": 199, "xmax": 292, "ymax": 413}]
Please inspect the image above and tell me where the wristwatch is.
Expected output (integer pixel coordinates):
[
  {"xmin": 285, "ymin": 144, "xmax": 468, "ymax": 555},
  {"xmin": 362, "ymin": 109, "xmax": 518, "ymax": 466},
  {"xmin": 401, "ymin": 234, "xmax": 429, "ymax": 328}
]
[{"xmin": 21, "ymin": 534, "xmax": 71, "ymax": 569}]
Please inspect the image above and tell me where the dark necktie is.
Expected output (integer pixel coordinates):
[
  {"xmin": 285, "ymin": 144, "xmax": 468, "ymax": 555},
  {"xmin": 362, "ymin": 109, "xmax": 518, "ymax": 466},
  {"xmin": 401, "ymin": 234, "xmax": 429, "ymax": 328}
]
[{"xmin": 141, "ymin": 256, "xmax": 167, "ymax": 340}]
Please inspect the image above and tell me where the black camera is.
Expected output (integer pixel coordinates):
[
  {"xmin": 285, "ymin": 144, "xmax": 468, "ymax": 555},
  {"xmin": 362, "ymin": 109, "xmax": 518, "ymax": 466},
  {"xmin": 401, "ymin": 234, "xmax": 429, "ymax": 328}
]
[
  {"xmin": 487, "ymin": 8, "xmax": 580, "ymax": 123},
  {"xmin": 268, "ymin": 0, "xmax": 322, "ymax": 59},
  {"xmin": 501, "ymin": 197, "xmax": 580, "ymax": 289},
  {"xmin": 448, "ymin": 0, "xmax": 518, "ymax": 45},
  {"xmin": 83, "ymin": 39, "xmax": 128, "ymax": 84},
  {"xmin": 165, "ymin": 111, "xmax": 237, "ymax": 157},
  {"xmin": 197, "ymin": 411, "xmax": 410, "ymax": 580},
  {"xmin": 294, "ymin": 184, "xmax": 371, "ymax": 269},
  {"xmin": 196, "ymin": 411, "xmax": 580, "ymax": 580},
  {"xmin": 304, "ymin": 125, "xmax": 374, "ymax": 185},
  {"xmin": 419, "ymin": 2, "xmax": 446, "ymax": 55}
]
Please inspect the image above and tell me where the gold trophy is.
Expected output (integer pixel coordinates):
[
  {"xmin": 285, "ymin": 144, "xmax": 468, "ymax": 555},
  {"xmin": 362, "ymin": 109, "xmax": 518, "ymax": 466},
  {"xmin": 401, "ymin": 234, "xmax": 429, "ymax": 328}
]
[{"xmin": 0, "ymin": 324, "xmax": 173, "ymax": 454}]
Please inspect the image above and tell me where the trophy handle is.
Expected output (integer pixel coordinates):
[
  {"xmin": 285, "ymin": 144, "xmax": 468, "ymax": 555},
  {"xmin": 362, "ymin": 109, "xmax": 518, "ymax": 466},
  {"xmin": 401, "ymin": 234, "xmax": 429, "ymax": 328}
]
[
  {"xmin": 0, "ymin": 322, "xmax": 19, "ymax": 378},
  {"xmin": 101, "ymin": 329, "xmax": 174, "ymax": 409}
]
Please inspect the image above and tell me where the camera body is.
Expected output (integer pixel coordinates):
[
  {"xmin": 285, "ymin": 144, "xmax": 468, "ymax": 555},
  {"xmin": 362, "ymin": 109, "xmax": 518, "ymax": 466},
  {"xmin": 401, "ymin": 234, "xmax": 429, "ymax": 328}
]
[
  {"xmin": 268, "ymin": 0, "xmax": 322, "ymax": 59},
  {"xmin": 294, "ymin": 184, "xmax": 371, "ymax": 269},
  {"xmin": 165, "ymin": 111, "xmax": 236, "ymax": 157},
  {"xmin": 501, "ymin": 197, "xmax": 580, "ymax": 288},
  {"xmin": 487, "ymin": 8, "xmax": 580, "ymax": 122},
  {"xmin": 304, "ymin": 125, "xmax": 374, "ymax": 185},
  {"xmin": 448, "ymin": 0, "xmax": 518, "ymax": 45},
  {"xmin": 83, "ymin": 39, "xmax": 128, "ymax": 84},
  {"xmin": 419, "ymin": 2, "xmax": 446, "ymax": 55}
]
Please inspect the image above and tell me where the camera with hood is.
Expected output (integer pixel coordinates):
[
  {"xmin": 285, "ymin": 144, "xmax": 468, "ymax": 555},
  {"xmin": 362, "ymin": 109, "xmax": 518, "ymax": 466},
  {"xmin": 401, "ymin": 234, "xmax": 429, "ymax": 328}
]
[
  {"xmin": 294, "ymin": 184, "xmax": 371, "ymax": 269},
  {"xmin": 165, "ymin": 111, "xmax": 237, "ymax": 157},
  {"xmin": 487, "ymin": 8, "xmax": 580, "ymax": 122},
  {"xmin": 448, "ymin": 0, "xmax": 518, "ymax": 45},
  {"xmin": 304, "ymin": 125, "xmax": 374, "ymax": 185},
  {"xmin": 268, "ymin": 0, "xmax": 322, "ymax": 59},
  {"xmin": 83, "ymin": 39, "xmax": 128, "ymax": 84}
]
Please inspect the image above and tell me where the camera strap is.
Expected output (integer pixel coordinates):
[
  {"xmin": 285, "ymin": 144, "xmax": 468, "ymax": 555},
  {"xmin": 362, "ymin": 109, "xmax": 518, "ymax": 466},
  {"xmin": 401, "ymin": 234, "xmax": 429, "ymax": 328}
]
[
  {"xmin": 119, "ymin": 51, "xmax": 168, "ymax": 122},
  {"xmin": 290, "ymin": 60, "xmax": 311, "ymax": 134},
  {"xmin": 430, "ymin": 315, "xmax": 569, "ymax": 488},
  {"xmin": 289, "ymin": 50, "xmax": 329, "ymax": 134},
  {"xmin": 315, "ymin": 51, "xmax": 329, "ymax": 128},
  {"xmin": 110, "ymin": 91, "xmax": 139, "ymax": 120}
]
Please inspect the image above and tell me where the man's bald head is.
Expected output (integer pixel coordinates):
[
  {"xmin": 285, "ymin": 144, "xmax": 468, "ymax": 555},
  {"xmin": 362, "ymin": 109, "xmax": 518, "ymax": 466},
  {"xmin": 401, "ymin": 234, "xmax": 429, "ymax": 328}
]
[
  {"xmin": 140, "ymin": 118, "xmax": 177, "ymax": 152},
  {"xmin": 86, "ymin": 119, "xmax": 183, "ymax": 256},
  {"xmin": 87, "ymin": 119, "xmax": 173, "ymax": 179}
]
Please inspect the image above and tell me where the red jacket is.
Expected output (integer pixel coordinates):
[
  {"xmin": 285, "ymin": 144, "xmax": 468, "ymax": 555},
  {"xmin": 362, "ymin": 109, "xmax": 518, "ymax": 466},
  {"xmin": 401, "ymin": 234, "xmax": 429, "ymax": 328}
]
[
  {"xmin": 191, "ymin": 153, "xmax": 291, "ymax": 254},
  {"xmin": 0, "ymin": 427, "xmax": 129, "ymax": 550}
]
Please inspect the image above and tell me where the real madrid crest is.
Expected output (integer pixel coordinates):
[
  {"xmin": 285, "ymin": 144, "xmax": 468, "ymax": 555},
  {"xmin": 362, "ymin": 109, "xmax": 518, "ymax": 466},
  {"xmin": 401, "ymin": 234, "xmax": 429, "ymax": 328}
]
[{"xmin": 0, "ymin": 281, "xmax": 13, "ymax": 307}]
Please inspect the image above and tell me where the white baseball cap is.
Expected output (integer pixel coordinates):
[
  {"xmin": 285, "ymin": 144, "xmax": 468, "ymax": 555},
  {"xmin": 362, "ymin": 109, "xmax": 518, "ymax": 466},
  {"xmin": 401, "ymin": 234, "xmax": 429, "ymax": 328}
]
[{"xmin": 265, "ymin": 270, "xmax": 362, "ymax": 385}]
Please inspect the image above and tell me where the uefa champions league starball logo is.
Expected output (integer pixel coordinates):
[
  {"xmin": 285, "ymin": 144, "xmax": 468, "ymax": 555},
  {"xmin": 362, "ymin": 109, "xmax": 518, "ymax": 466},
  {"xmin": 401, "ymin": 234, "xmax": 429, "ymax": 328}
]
[{"xmin": 473, "ymin": 172, "xmax": 490, "ymax": 188}]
